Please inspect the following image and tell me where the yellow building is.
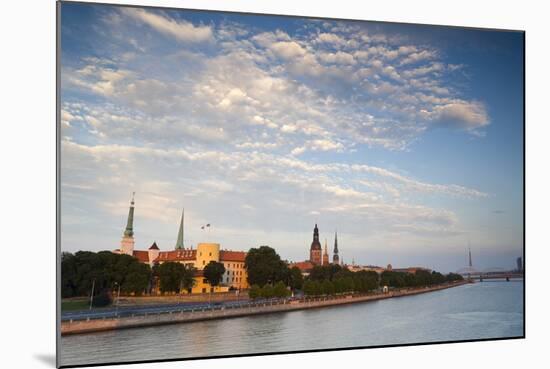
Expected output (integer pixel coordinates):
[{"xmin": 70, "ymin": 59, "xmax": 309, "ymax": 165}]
[{"xmin": 113, "ymin": 196, "xmax": 249, "ymax": 294}]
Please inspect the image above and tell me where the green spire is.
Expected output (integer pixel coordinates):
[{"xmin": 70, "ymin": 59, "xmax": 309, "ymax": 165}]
[
  {"xmin": 123, "ymin": 192, "xmax": 135, "ymax": 237},
  {"xmin": 175, "ymin": 208, "xmax": 184, "ymax": 249}
]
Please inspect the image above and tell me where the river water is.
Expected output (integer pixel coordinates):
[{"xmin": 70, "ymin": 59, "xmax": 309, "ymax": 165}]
[{"xmin": 60, "ymin": 280, "xmax": 523, "ymax": 366}]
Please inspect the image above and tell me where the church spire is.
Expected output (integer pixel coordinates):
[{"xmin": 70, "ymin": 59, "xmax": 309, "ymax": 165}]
[
  {"xmin": 123, "ymin": 192, "xmax": 135, "ymax": 237},
  {"xmin": 332, "ymin": 230, "xmax": 340, "ymax": 265},
  {"xmin": 120, "ymin": 192, "xmax": 136, "ymax": 255},
  {"xmin": 322, "ymin": 238, "xmax": 329, "ymax": 265},
  {"xmin": 175, "ymin": 208, "xmax": 184, "ymax": 250}
]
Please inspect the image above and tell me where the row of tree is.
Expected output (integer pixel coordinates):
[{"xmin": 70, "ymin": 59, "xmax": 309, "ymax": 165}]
[
  {"xmin": 302, "ymin": 265, "xmax": 379, "ymax": 296},
  {"xmin": 62, "ymin": 251, "xmax": 152, "ymax": 298},
  {"xmin": 380, "ymin": 270, "xmax": 462, "ymax": 288},
  {"xmin": 62, "ymin": 251, "xmax": 228, "ymax": 298},
  {"xmin": 248, "ymin": 281, "xmax": 291, "ymax": 299},
  {"xmin": 62, "ymin": 246, "xmax": 463, "ymax": 301}
]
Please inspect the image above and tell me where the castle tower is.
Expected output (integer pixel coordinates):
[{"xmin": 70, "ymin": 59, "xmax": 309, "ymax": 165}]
[
  {"xmin": 175, "ymin": 208, "xmax": 184, "ymax": 250},
  {"xmin": 310, "ymin": 224, "xmax": 322, "ymax": 265},
  {"xmin": 322, "ymin": 239, "xmax": 329, "ymax": 265},
  {"xmin": 120, "ymin": 192, "xmax": 136, "ymax": 255},
  {"xmin": 332, "ymin": 231, "xmax": 340, "ymax": 265}
]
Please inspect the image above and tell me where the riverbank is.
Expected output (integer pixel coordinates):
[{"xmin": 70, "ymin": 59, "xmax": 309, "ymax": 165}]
[{"xmin": 61, "ymin": 280, "xmax": 468, "ymax": 335}]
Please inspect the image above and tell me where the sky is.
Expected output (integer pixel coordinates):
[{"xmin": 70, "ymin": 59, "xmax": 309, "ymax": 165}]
[{"xmin": 59, "ymin": 2, "xmax": 524, "ymax": 273}]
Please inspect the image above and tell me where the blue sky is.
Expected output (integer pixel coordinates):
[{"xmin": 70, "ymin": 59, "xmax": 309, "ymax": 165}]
[{"xmin": 60, "ymin": 2, "xmax": 524, "ymax": 272}]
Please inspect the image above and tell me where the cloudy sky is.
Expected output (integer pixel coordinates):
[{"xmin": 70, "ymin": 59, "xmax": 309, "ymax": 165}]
[{"xmin": 60, "ymin": 3, "xmax": 524, "ymax": 272}]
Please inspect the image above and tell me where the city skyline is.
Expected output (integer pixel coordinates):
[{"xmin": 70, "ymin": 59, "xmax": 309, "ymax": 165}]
[{"xmin": 60, "ymin": 3, "xmax": 523, "ymax": 273}]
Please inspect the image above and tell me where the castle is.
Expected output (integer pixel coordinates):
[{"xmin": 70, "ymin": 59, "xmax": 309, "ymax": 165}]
[{"xmin": 114, "ymin": 194, "xmax": 249, "ymax": 294}]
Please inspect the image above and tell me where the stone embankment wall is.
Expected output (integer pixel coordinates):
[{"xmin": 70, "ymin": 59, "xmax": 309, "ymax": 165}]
[{"xmin": 61, "ymin": 281, "xmax": 467, "ymax": 335}]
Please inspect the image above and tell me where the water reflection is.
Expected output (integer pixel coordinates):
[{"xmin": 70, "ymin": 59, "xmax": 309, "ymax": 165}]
[{"xmin": 61, "ymin": 281, "xmax": 523, "ymax": 366}]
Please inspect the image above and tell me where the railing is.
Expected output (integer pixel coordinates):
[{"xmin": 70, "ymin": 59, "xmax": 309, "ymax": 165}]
[{"xmin": 63, "ymin": 282, "xmax": 464, "ymax": 323}]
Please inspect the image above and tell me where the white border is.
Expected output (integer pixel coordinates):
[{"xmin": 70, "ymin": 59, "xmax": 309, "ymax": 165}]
[{"xmin": 2, "ymin": 0, "xmax": 548, "ymax": 368}]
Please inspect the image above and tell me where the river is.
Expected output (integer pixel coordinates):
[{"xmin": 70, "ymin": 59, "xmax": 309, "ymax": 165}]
[{"xmin": 60, "ymin": 280, "xmax": 523, "ymax": 366}]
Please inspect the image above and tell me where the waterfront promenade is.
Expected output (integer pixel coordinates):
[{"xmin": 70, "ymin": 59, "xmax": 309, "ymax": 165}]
[{"xmin": 61, "ymin": 280, "xmax": 467, "ymax": 335}]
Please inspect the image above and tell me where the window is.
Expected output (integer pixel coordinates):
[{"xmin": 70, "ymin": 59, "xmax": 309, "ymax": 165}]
[
  {"xmin": 202, "ymin": 260, "xmax": 205, "ymax": 265},
  {"xmin": 209, "ymin": 252, "xmax": 212, "ymax": 256}
]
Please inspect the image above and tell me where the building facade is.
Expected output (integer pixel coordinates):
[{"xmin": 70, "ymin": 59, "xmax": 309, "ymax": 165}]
[{"xmin": 114, "ymin": 195, "xmax": 249, "ymax": 294}]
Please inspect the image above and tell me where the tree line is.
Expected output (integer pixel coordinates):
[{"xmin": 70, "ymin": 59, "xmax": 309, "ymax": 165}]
[
  {"xmin": 62, "ymin": 246, "xmax": 463, "ymax": 303},
  {"xmin": 61, "ymin": 251, "xmax": 227, "ymax": 301},
  {"xmin": 244, "ymin": 246, "xmax": 463, "ymax": 298}
]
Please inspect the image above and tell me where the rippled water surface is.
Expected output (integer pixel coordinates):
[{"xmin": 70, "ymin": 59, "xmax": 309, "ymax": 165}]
[{"xmin": 60, "ymin": 281, "xmax": 523, "ymax": 366}]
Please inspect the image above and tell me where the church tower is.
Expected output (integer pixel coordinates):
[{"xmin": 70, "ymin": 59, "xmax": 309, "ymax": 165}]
[
  {"xmin": 175, "ymin": 208, "xmax": 184, "ymax": 250},
  {"xmin": 332, "ymin": 231, "xmax": 340, "ymax": 265},
  {"xmin": 120, "ymin": 192, "xmax": 135, "ymax": 255},
  {"xmin": 310, "ymin": 224, "xmax": 322, "ymax": 265},
  {"xmin": 322, "ymin": 239, "xmax": 329, "ymax": 265}
]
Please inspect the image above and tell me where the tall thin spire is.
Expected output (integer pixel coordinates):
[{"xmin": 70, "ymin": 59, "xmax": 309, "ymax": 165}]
[
  {"xmin": 123, "ymin": 192, "xmax": 135, "ymax": 237},
  {"xmin": 322, "ymin": 238, "xmax": 329, "ymax": 265},
  {"xmin": 332, "ymin": 230, "xmax": 340, "ymax": 265},
  {"xmin": 468, "ymin": 245, "xmax": 472, "ymax": 268},
  {"xmin": 175, "ymin": 208, "xmax": 184, "ymax": 250},
  {"xmin": 120, "ymin": 192, "xmax": 136, "ymax": 255}
]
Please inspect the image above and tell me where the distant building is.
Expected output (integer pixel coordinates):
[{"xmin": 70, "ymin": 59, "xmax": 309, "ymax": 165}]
[
  {"xmin": 391, "ymin": 267, "xmax": 432, "ymax": 274},
  {"xmin": 516, "ymin": 257, "xmax": 523, "ymax": 272},
  {"xmin": 289, "ymin": 260, "xmax": 315, "ymax": 277},
  {"xmin": 114, "ymin": 194, "xmax": 249, "ymax": 294},
  {"xmin": 310, "ymin": 224, "xmax": 322, "ymax": 265},
  {"xmin": 291, "ymin": 223, "xmax": 344, "ymax": 275},
  {"xmin": 347, "ymin": 264, "xmax": 385, "ymax": 274}
]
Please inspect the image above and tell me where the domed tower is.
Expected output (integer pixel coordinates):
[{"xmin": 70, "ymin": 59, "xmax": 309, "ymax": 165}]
[{"xmin": 310, "ymin": 224, "xmax": 322, "ymax": 265}]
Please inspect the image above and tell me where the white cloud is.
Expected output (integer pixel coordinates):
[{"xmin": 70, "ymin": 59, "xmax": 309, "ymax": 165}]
[
  {"xmin": 122, "ymin": 8, "xmax": 213, "ymax": 43},
  {"xmin": 269, "ymin": 41, "xmax": 307, "ymax": 59},
  {"xmin": 430, "ymin": 101, "xmax": 490, "ymax": 131}
]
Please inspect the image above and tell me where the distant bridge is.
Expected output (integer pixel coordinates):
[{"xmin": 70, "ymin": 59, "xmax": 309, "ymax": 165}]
[{"xmin": 456, "ymin": 267, "xmax": 523, "ymax": 281}]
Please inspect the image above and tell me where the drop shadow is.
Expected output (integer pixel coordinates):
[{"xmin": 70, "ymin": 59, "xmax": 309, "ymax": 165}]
[{"xmin": 34, "ymin": 353, "xmax": 57, "ymax": 367}]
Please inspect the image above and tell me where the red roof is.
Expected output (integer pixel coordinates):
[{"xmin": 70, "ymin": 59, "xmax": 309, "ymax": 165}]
[
  {"xmin": 153, "ymin": 249, "xmax": 196, "ymax": 263},
  {"xmin": 132, "ymin": 250, "xmax": 150, "ymax": 263},
  {"xmin": 289, "ymin": 261, "xmax": 314, "ymax": 272},
  {"xmin": 220, "ymin": 250, "xmax": 246, "ymax": 262}
]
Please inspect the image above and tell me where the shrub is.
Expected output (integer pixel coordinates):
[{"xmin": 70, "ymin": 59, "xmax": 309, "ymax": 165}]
[{"xmin": 92, "ymin": 289, "xmax": 112, "ymax": 307}]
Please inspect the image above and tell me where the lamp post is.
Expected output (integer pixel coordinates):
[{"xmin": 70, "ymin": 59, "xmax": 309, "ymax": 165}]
[
  {"xmin": 114, "ymin": 282, "xmax": 121, "ymax": 315},
  {"xmin": 89, "ymin": 279, "xmax": 96, "ymax": 310}
]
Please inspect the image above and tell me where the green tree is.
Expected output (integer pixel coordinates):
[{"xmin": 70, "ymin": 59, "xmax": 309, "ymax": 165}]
[
  {"xmin": 260, "ymin": 284, "xmax": 274, "ymax": 298},
  {"xmin": 245, "ymin": 245, "xmax": 289, "ymax": 287},
  {"xmin": 273, "ymin": 281, "xmax": 290, "ymax": 298},
  {"xmin": 203, "ymin": 261, "xmax": 226, "ymax": 288},
  {"xmin": 321, "ymin": 279, "xmax": 335, "ymax": 295},
  {"xmin": 122, "ymin": 262, "xmax": 151, "ymax": 295},
  {"xmin": 61, "ymin": 252, "xmax": 77, "ymax": 298},
  {"xmin": 446, "ymin": 273, "xmax": 464, "ymax": 282},
  {"xmin": 289, "ymin": 266, "xmax": 304, "ymax": 290},
  {"xmin": 248, "ymin": 284, "xmax": 261, "ymax": 299},
  {"xmin": 158, "ymin": 262, "xmax": 189, "ymax": 294}
]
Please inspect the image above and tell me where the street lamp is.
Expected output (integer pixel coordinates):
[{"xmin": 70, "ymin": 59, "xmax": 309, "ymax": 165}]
[
  {"xmin": 114, "ymin": 282, "xmax": 121, "ymax": 315},
  {"xmin": 89, "ymin": 279, "xmax": 96, "ymax": 310}
]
